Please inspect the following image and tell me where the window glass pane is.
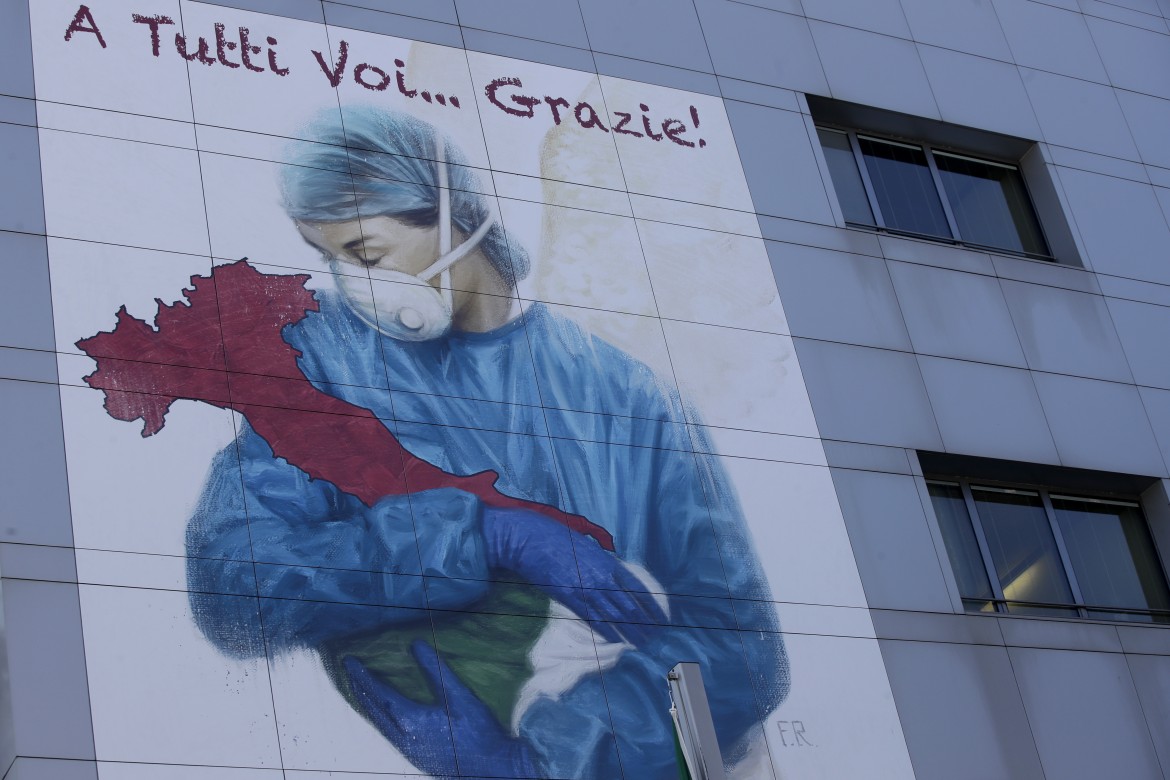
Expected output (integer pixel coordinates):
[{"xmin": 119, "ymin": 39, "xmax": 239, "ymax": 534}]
[
  {"xmin": 927, "ymin": 483, "xmax": 996, "ymax": 610},
  {"xmin": 933, "ymin": 152, "xmax": 1048, "ymax": 257},
  {"xmin": 857, "ymin": 136, "xmax": 951, "ymax": 238},
  {"xmin": 972, "ymin": 487, "xmax": 1077, "ymax": 617},
  {"xmin": 817, "ymin": 128, "xmax": 875, "ymax": 226},
  {"xmin": 1053, "ymin": 497, "xmax": 1170, "ymax": 622}
]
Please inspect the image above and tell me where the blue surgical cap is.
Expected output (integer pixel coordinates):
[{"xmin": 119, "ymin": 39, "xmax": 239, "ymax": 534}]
[{"xmin": 281, "ymin": 105, "xmax": 529, "ymax": 283}]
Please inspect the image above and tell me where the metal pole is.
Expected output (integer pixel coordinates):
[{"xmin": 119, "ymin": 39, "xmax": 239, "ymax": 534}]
[{"xmin": 668, "ymin": 662, "xmax": 727, "ymax": 780}]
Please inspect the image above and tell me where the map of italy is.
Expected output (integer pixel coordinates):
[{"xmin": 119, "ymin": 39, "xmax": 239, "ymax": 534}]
[{"xmin": 76, "ymin": 259, "xmax": 614, "ymax": 551}]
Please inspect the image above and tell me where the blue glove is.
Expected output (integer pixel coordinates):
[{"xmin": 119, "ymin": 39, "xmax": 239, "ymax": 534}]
[
  {"xmin": 482, "ymin": 506, "xmax": 668, "ymax": 646},
  {"xmin": 344, "ymin": 642, "xmax": 541, "ymax": 778}
]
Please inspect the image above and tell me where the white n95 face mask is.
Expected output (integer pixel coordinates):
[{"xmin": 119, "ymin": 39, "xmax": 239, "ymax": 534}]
[
  {"xmin": 332, "ymin": 261, "xmax": 455, "ymax": 341},
  {"xmin": 333, "ymin": 139, "xmax": 496, "ymax": 342}
]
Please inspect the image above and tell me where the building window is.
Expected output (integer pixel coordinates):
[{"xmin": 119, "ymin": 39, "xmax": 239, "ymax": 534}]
[
  {"xmin": 816, "ymin": 126, "xmax": 1051, "ymax": 260},
  {"xmin": 926, "ymin": 479, "xmax": 1170, "ymax": 623}
]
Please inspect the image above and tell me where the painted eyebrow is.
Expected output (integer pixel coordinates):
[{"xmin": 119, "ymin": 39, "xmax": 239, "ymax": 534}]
[{"xmin": 342, "ymin": 238, "xmax": 366, "ymax": 253}]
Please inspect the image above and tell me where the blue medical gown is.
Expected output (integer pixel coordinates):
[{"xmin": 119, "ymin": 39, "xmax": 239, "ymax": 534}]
[{"xmin": 187, "ymin": 292, "xmax": 789, "ymax": 778}]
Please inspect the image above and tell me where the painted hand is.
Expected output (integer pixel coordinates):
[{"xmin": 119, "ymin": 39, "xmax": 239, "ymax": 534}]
[
  {"xmin": 482, "ymin": 506, "xmax": 668, "ymax": 646},
  {"xmin": 344, "ymin": 642, "xmax": 540, "ymax": 778}
]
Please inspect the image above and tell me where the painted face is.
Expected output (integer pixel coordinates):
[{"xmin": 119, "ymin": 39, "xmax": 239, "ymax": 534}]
[
  {"xmin": 297, "ymin": 216, "xmax": 441, "ymax": 278},
  {"xmin": 297, "ymin": 199, "xmax": 501, "ymax": 341},
  {"xmin": 299, "ymin": 214, "xmax": 480, "ymax": 341}
]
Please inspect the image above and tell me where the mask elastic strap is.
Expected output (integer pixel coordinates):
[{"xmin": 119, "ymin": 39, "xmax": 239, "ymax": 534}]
[
  {"xmin": 436, "ymin": 138, "xmax": 453, "ymax": 309},
  {"xmin": 423, "ymin": 212, "xmax": 496, "ymax": 279},
  {"xmin": 421, "ymin": 137, "xmax": 497, "ymax": 291}
]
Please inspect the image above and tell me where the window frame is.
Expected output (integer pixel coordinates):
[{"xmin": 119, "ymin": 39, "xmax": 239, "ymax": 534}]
[
  {"xmin": 926, "ymin": 476, "xmax": 1170, "ymax": 623},
  {"xmin": 816, "ymin": 124, "xmax": 1054, "ymax": 262}
]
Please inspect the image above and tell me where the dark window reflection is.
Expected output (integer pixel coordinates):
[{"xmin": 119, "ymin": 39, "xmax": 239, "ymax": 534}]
[
  {"xmin": 817, "ymin": 128, "xmax": 875, "ymax": 226},
  {"xmin": 972, "ymin": 487, "xmax": 1077, "ymax": 617},
  {"xmin": 1054, "ymin": 497, "xmax": 1170, "ymax": 623},
  {"xmin": 934, "ymin": 152, "xmax": 1048, "ymax": 257},
  {"xmin": 927, "ymin": 483, "xmax": 997, "ymax": 612},
  {"xmin": 858, "ymin": 136, "xmax": 951, "ymax": 239}
]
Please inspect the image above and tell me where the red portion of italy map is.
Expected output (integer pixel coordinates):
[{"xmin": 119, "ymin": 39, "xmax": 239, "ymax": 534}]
[{"xmin": 75, "ymin": 260, "xmax": 614, "ymax": 551}]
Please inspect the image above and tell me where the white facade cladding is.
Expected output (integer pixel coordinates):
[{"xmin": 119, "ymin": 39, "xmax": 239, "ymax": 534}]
[{"xmin": 1, "ymin": 1, "xmax": 1169, "ymax": 779}]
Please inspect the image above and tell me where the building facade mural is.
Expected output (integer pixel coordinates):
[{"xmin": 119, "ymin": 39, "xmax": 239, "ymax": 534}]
[{"xmin": 32, "ymin": 1, "xmax": 914, "ymax": 777}]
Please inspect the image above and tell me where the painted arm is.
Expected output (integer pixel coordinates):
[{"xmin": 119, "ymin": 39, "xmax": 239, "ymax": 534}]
[
  {"xmin": 185, "ymin": 421, "xmax": 493, "ymax": 657},
  {"xmin": 186, "ymin": 420, "xmax": 666, "ymax": 658},
  {"xmin": 519, "ymin": 403, "xmax": 790, "ymax": 779}
]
